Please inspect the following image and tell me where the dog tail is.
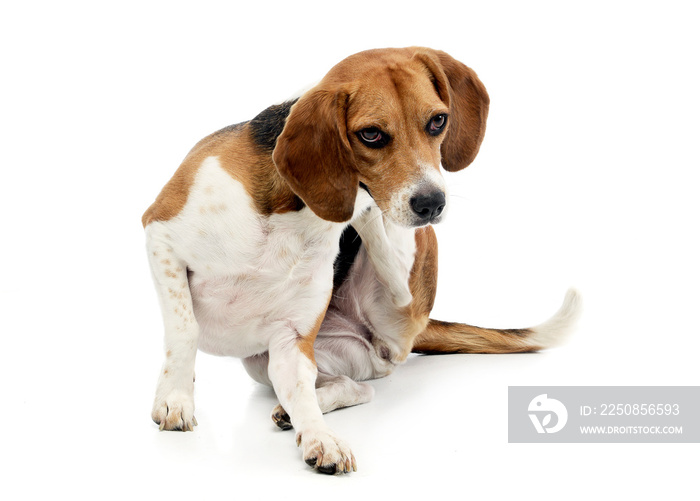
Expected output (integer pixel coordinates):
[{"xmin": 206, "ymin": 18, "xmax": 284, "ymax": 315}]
[{"xmin": 412, "ymin": 288, "xmax": 582, "ymax": 354}]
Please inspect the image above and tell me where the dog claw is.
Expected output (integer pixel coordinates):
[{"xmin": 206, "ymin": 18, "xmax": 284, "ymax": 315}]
[
  {"xmin": 305, "ymin": 456, "xmax": 337, "ymax": 475},
  {"xmin": 272, "ymin": 405, "xmax": 293, "ymax": 430},
  {"xmin": 317, "ymin": 464, "xmax": 336, "ymax": 475},
  {"xmin": 306, "ymin": 457, "xmax": 356, "ymax": 475}
]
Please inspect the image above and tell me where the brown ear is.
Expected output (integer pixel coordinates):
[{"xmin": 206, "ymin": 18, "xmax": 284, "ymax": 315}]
[
  {"xmin": 422, "ymin": 49, "xmax": 490, "ymax": 172},
  {"xmin": 272, "ymin": 89, "xmax": 358, "ymax": 223}
]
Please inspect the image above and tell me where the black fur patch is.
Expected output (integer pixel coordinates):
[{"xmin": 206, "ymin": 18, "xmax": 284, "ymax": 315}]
[
  {"xmin": 333, "ymin": 225, "xmax": 363, "ymax": 289},
  {"xmin": 249, "ymin": 98, "xmax": 299, "ymax": 151},
  {"xmin": 359, "ymin": 182, "xmax": 373, "ymax": 199}
]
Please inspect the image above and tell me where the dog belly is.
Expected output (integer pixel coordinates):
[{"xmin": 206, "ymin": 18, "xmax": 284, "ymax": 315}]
[
  {"xmin": 191, "ymin": 264, "xmax": 335, "ymax": 358},
  {"xmin": 192, "ymin": 282, "xmax": 273, "ymax": 358},
  {"xmin": 192, "ymin": 284, "xmax": 299, "ymax": 359}
]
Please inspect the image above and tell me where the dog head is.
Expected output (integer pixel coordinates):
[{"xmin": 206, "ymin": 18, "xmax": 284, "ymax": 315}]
[{"xmin": 273, "ymin": 47, "xmax": 489, "ymax": 227}]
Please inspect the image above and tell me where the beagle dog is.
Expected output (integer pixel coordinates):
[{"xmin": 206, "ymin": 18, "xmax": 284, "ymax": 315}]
[{"xmin": 142, "ymin": 47, "xmax": 581, "ymax": 474}]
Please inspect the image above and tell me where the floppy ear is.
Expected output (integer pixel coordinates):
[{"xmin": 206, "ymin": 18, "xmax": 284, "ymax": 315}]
[
  {"xmin": 272, "ymin": 89, "xmax": 358, "ymax": 223},
  {"xmin": 418, "ymin": 49, "xmax": 490, "ymax": 172}
]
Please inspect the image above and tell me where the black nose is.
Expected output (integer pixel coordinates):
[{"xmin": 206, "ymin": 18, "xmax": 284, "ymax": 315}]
[{"xmin": 410, "ymin": 191, "xmax": 446, "ymax": 222}]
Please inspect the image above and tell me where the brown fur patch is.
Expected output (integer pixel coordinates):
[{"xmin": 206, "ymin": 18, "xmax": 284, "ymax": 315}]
[
  {"xmin": 142, "ymin": 123, "xmax": 302, "ymax": 227},
  {"xmin": 343, "ymin": 53, "xmax": 449, "ymax": 214},
  {"xmin": 412, "ymin": 320, "xmax": 538, "ymax": 354},
  {"xmin": 142, "ymin": 155, "xmax": 199, "ymax": 227},
  {"xmin": 429, "ymin": 50, "xmax": 490, "ymax": 171},
  {"xmin": 296, "ymin": 303, "xmax": 330, "ymax": 364},
  {"xmin": 407, "ymin": 226, "xmax": 439, "ymax": 320},
  {"xmin": 273, "ymin": 91, "xmax": 358, "ymax": 223}
]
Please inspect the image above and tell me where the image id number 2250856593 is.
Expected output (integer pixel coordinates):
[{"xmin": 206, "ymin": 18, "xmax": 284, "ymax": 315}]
[{"xmin": 509, "ymin": 387, "xmax": 698, "ymax": 443}]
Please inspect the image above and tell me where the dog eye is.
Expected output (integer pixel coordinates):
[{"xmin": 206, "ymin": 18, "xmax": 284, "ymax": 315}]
[
  {"xmin": 357, "ymin": 128, "xmax": 390, "ymax": 148},
  {"xmin": 360, "ymin": 129, "xmax": 381, "ymax": 142},
  {"xmin": 427, "ymin": 114, "xmax": 448, "ymax": 136}
]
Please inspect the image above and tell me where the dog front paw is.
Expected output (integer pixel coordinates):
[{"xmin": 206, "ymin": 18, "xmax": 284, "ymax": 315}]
[
  {"xmin": 152, "ymin": 390, "xmax": 197, "ymax": 431},
  {"xmin": 296, "ymin": 429, "xmax": 356, "ymax": 474}
]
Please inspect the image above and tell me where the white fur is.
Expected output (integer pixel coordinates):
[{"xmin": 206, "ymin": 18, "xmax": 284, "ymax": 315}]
[
  {"xmin": 147, "ymin": 226, "xmax": 198, "ymax": 431},
  {"xmin": 387, "ymin": 164, "xmax": 448, "ymax": 227},
  {"xmin": 530, "ymin": 288, "xmax": 583, "ymax": 348},
  {"xmin": 352, "ymin": 205, "xmax": 414, "ymax": 306}
]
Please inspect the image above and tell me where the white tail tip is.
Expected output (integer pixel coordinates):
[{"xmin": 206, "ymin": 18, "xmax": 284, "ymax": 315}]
[{"xmin": 530, "ymin": 288, "xmax": 583, "ymax": 349}]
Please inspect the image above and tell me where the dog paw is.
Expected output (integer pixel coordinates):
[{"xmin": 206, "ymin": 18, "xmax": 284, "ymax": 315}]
[
  {"xmin": 296, "ymin": 429, "xmax": 356, "ymax": 474},
  {"xmin": 152, "ymin": 391, "xmax": 197, "ymax": 431},
  {"xmin": 271, "ymin": 404, "xmax": 293, "ymax": 430}
]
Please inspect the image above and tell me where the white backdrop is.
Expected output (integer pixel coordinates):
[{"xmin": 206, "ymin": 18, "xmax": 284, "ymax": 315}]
[{"xmin": 2, "ymin": 1, "xmax": 698, "ymax": 498}]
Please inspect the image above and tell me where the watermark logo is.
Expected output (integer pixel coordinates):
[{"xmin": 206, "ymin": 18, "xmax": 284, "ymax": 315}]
[
  {"xmin": 528, "ymin": 394, "xmax": 568, "ymax": 434},
  {"xmin": 510, "ymin": 387, "xmax": 699, "ymax": 443}
]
